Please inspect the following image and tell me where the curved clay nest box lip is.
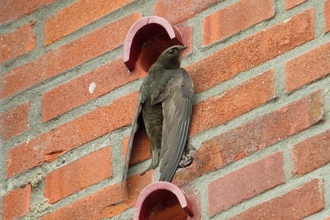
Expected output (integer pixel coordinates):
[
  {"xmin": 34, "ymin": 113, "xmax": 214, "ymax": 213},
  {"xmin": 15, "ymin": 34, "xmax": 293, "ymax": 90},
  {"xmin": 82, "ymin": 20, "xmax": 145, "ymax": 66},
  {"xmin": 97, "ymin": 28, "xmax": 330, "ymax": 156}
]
[
  {"xmin": 134, "ymin": 181, "xmax": 194, "ymax": 220},
  {"xmin": 123, "ymin": 16, "xmax": 184, "ymax": 72}
]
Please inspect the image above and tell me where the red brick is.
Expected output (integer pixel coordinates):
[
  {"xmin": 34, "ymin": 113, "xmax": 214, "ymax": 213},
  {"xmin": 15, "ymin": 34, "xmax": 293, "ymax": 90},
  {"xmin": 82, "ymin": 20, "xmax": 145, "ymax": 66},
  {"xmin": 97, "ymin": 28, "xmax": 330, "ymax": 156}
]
[
  {"xmin": 187, "ymin": 9, "xmax": 315, "ymax": 93},
  {"xmin": 154, "ymin": 0, "xmax": 218, "ymax": 24},
  {"xmin": 123, "ymin": 129, "xmax": 151, "ymax": 167},
  {"xmin": 292, "ymin": 129, "xmax": 330, "ymax": 176},
  {"xmin": 0, "ymin": 22, "xmax": 36, "ymax": 63},
  {"xmin": 203, "ymin": 0, "xmax": 274, "ymax": 46},
  {"xmin": 178, "ymin": 24, "xmax": 193, "ymax": 56},
  {"xmin": 285, "ymin": 0, "xmax": 307, "ymax": 10},
  {"xmin": 44, "ymin": 147, "xmax": 112, "ymax": 204},
  {"xmin": 185, "ymin": 190, "xmax": 201, "ymax": 220},
  {"xmin": 175, "ymin": 91, "xmax": 323, "ymax": 185},
  {"xmin": 230, "ymin": 179, "xmax": 324, "ymax": 219},
  {"xmin": 41, "ymin": 172, "xmax": 152, "ymax": 220},
  {"xmin": 173, "ymin": 134, "xmax": 223, "ymax": 186},
  {"xmin": 42, "ymin": 57, "xmax": 141, "ymax": 122},
  {"xmin": 207, "ymin": 90, "xmax": 322, "ymax": 166},
  {"xmin": 44, "ymin": 0, "xmax": 133, "ymax": 45},
  {"xmin": 0, "ymin": 0, "xmax": 55, "ymax": 24},
  {"xmin": 286, "ymin": 41, "xmax": 330, "ymax": 92},
  {"xmin": 0, "ymin": 102, "xmax": 30, "ymax": 141},
  {"xmin": 326, "ymin": 0, "xmax": 330, "ymax": 32},
  {"xmin": 6, "ymin": 92, "xmax": 138, "ymax": 178},
  {"xmin": 0, "ymin": 13, "xmax": 141, "ymax": 100},
  {"xmin": 190, "ymin": 69, "xmax": 275, "ymax": 136},
  {"xmin": 1, "ymin": 184, "xmax": 31, "ymax": 220},
  {"xmin": 208, "ymin": 152, "xmax": 285, "ymax": 216}
]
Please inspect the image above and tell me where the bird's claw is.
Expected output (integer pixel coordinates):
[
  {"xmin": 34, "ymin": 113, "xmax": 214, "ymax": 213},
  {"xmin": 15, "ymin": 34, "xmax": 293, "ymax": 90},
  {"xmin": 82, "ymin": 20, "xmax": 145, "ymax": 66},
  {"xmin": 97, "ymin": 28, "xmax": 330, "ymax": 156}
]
[{"xmin": 179, "ymin": 155, "xmax": 193, "ymax": 168}]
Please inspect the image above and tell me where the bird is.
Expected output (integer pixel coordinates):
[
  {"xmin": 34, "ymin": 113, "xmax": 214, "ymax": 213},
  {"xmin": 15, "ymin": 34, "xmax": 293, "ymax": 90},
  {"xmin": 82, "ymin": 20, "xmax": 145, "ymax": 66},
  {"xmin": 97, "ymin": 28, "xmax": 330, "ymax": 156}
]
[{"xmin": 122, "ymin": 45, "xmax": 194, "ymax": 185}]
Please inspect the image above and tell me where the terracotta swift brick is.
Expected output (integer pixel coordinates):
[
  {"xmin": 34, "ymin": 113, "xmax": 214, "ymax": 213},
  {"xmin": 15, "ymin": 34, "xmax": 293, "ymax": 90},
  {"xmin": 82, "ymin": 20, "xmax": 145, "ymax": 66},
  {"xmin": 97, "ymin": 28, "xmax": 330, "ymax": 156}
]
[
  {"xmin": 208, "ymin": 152, "xmax": 285, "ymax": 216},
  {"xmin": 0, "ymin": 22, "xmax": 36, "ymax": 63},
  {"xmin": 44, "ymin": 0, "xmax": 133, "ymax": 45},
  {"xmin": 1, "ymin": 185, "xmax": 31, "ymax": 220},
  {"xmin": 0, "ymin": 0, "xmax": 55, "ymax": 24},
  {"xmin": 286, "ymin": 41, "xmax": 330, "ymax": 92},
  {"xmin": 292, "ymin": 130, "xmax": 330, "ymax": 176},
  {"xmin": 174, "ymin": 90, "xmax": 323, "ymax": 185},
  {"xmin": 230, "ymin": 179, "xmax": 324, "ymax": 219},
  {"xmin": 6, "ymin": 92, "xmax": 138, "ymax": 178},
  {"xmin": 190, "ymin": 69, "xmax": 275, "ymax": 136},
  {"xmin": 0, "ymin": 12, "xmax": 141, "ymax": 100},
  {"xmin": 44, "ymin": 147, "xmax": 112, "ymax": 204},
  {"xmin": 154, "ymin": 0, "xmax": 218, "ymax": 24},
  {"xmin": 203, "ymin": 0, "xmax": 274, "ymax": 46},
  {"xmin": 326, "ymin": 0, "xmax": 330, "ymax": 32},
  {"xmin": 0, "ymin": 102, "xmax": 30, "ymax": 141},
  {"xmin": 41, "ymin": 172, "xmax": 152, "ymax": 220},
  {"xmin": 187, "ymin": 9, "xmax": 315, "ymax": 93},
  {"xmin": 285, "ymin": 0, "xmax": 307, "ymax": 10},
  {"xmin": 42, "ymin": 57, "xmax": 140, "ymax": 122}
]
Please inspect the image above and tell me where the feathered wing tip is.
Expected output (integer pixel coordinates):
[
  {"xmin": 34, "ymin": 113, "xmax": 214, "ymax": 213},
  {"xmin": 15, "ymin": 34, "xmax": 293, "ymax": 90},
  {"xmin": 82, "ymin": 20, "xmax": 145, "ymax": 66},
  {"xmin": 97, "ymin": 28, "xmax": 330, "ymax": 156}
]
[{"xmin": 121, "ymin": 103, "xmax": 143, "ymax": 192}]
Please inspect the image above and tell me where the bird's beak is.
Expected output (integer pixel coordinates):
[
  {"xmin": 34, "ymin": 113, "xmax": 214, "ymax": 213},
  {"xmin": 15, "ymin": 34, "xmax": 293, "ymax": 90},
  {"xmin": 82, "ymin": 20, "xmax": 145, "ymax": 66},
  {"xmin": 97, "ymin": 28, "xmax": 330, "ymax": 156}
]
[{"xmin": 181, "ymin": 46, "xmax": 188, "ymax": 51}]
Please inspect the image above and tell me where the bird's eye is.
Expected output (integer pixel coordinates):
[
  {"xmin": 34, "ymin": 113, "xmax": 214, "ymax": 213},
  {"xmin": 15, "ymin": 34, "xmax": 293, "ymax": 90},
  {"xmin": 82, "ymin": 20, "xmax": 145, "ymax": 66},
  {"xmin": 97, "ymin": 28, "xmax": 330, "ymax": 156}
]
[{"xmin": 168, "ymin": 48, "xmax": 178, "ymax": 55}]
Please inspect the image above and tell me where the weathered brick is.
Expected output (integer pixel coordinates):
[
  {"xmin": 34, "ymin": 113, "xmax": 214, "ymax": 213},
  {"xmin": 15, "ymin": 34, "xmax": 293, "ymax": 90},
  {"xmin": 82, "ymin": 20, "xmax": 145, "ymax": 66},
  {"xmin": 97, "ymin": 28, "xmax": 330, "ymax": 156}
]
[
  {"xmin": 1, "ymin": 185, "xmax": 31, "ymax": 220},
  {"xmin": 185, "ymin": 190, "xmax": 201, "ymax": 220},
  {"xmin": 178, "ymin": 24, "xmax": 193, "ymax": 56},
  {"xmin": 41, "ymin": 172, "xmax": 152, "ymax": 220},
  {"xmin": 286, "ymin": 41, "xmax": 330, "ymax": 92},
  {"xmin": 286, "ymin": 0, "xmax": 307, "ymax": 10},
  {"xmin": 0, "ymin": 0, "xmax": 55, "ymax": 24},
  {"xmin": 208, "ymin": 152, "xmax": 285, "ymax": 216},
  {"xmin": 187, "ymin": 9, "xmax": 315, "ymax": 93},
  {"xmin": 42, "ymin": 57, "xmax": 140, "ymax": 122},
  {"xmin": 190, "ymin": 69, "xmax": 275, "ymax": 136},
  {"xmin": 205, "ymin": 90, "xmax": 322, "ymax": 166},
  {"xmin": 174, "ymin": 90, "xmax": 323, "ymax": 185},
  {"xmin": 203, "ymin": 0, "xmax": 274, "ymax": 46},
  {"xmin": 292, "ymin": 129, "xmax": 330, "ymax": 176},
  {"xmin": 123, "ymin": 129, "xmax": 151, "ymax": 167},
  {"xmin": 154, "ymin": 0, "xmax": 218, "ymax": 24},
  {"xmin": 326, "ymin": 0, "xmax": 330, "ymax": 32},
  {"xmin": 0, "ymin": 22, "xmax": 36, "ymax": 63},
  {"xmin": 6, "ymin": 92, "xmax": 138, "ymax": 178},
  {"xmin": 0, "ymin": 102, "xmax": 30, "ymax": 141},
  {"xmin": 0, "ymin": 12, "xmax": 141, "ymax": 100},
  {"xmin": 230, "ymin": 179, "xmax": 324, "ymax": 219},
  {"xmin": 44, "ymin": 147, "xmax": 112, "ymax": 204},
  {"xmin": 44, "ymin": 0, "xmax": 133, "ymax": 45},
  {"xmin": 173, "ymin": 134, "xmax": 223, "ymax": 186}
]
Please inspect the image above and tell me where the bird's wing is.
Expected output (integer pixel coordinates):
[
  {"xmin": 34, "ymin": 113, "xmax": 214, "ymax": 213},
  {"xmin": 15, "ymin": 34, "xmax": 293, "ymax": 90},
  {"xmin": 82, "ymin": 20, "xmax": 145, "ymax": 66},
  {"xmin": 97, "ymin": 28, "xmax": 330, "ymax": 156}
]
[
  {"xmin": 154, "ymin": 68, "xmax": 194, "ymax": 182},
  {"xmin": 122, "ymin": 94, "xmax": 143, "ymax": 186}
]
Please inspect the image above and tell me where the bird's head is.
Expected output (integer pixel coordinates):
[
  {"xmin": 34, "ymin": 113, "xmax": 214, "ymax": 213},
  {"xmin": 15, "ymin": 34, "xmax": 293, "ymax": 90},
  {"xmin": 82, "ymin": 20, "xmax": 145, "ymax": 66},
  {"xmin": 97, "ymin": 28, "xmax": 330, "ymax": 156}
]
[{"xmin": 155, "ymin": 45, "xmax": 187, "ymax": 69}]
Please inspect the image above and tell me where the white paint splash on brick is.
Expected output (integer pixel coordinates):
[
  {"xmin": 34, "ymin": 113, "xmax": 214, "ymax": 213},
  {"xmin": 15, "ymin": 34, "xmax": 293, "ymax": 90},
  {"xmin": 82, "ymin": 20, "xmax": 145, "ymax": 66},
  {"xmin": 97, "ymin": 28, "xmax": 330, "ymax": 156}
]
[{"xmin": 89, "ymin": 82, "xmax": 96, "ymax": 94}]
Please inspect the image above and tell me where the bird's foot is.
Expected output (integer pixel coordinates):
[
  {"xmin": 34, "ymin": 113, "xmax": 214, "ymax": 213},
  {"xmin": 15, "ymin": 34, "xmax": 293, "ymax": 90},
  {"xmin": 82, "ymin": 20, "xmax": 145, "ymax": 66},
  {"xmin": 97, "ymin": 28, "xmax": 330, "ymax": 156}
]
[{"xmin": 179, "ymin": 155, "xmax": 193, "ymax": 168}]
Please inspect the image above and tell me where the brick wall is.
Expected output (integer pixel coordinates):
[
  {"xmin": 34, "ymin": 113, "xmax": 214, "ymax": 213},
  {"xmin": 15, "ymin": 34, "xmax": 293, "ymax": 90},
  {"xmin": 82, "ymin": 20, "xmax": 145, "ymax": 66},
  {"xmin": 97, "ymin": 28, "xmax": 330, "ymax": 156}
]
[{"xmin": 1, "ymin": 0, "xmax": 329, "ymax": 219}]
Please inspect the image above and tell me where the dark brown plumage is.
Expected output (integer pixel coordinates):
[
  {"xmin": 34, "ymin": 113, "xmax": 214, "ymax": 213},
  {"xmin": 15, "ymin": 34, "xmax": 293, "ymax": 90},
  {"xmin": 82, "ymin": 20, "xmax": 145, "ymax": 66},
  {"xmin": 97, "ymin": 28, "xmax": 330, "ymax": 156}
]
[{"xmin": 122, "ymin": 45, "xmax": 194, "ymax": 185}]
